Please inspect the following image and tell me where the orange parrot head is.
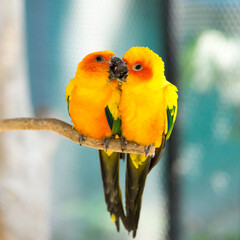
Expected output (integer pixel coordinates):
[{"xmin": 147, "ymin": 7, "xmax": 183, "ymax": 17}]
[
  {"xmin": 75, "ymin": 50, "xmax": 128, "ymax": 88},
  {"xmin": 122, "ymin": 47, "xmax": 165, "ymax": 86}
]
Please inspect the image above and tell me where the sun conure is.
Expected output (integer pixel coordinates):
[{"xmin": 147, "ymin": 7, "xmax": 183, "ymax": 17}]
[
  {"xmin": 119, "ymin": 47, "xmax": 178, "ymax": 237},
  {"xmin": 65, "ymin": 51, "xmax": 128, "ymax": 231}
]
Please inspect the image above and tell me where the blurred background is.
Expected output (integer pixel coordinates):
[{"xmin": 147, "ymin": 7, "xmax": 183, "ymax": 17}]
[{"xmin": 0, "ymin": 0, "xmax": 239, "ymax": 239}]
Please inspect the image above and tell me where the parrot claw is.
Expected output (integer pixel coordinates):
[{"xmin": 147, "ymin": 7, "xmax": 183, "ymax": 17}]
[
  {"xmin": 102, "ymin": 136, "xmax": 113, "ymax": 151},
  {"xmin": 120, "ymin": 137, "xmax": 128, "ymax": 152},
  {"xmin": 145, "ymin": 144, "xmax": 154, "ymax": 156},
  {"xmin": 79, "ymin": 134, "xmax": 86, "ymax": 146}
]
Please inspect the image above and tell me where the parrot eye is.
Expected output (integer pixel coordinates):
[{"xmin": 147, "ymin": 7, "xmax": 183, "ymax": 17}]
[
  {"xmin": 95, "ymin": 56, "xmax": 105, "ymax": 62},
  {"xmin": 132, "ymin": 64, "xmax": 143, "ymax": 71}
]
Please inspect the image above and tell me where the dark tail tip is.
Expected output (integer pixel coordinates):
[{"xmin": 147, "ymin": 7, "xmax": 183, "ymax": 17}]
[{"xmin": 115, "ymin": 219, "xmax": 120, "ymax": 232}]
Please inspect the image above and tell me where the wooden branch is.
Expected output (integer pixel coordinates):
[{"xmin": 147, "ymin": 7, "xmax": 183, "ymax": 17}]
[{"xmin": 0, "ymin": 118, "xmax": 155, "ymax": 155}]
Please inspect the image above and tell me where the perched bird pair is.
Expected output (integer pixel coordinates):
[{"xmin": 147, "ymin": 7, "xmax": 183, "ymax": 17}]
[{"xmin": 65, "ymin": 47, "xmax": 178, "ymax": 237}]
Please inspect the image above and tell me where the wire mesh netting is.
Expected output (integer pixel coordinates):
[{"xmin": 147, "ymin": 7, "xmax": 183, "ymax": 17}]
[
  {"xmin": 0, "ymin": 0, "xmax": 239, "ymax": 239},
  {"xmin": 176, "ymin": 0, "xmax": 240, "ymax": 239},
  {"xmin": 26, "ymin": 1, "xmax": 168, "ymax": 239}
]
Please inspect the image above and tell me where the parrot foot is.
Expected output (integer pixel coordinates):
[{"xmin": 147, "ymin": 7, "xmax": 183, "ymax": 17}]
[
  {"xmin": 145, "ymin": 144, "xmax": 154, "ymax": 156},
  {"xmin": 79, "ymin": 134, "xmax": 86, "ymax": 146},
  {"xmin": 120, "ymin": 137, "xmax": 128, "ymax": 152},
  {"xmin": 102, "ymin": 136, "xmax": 114, "ymax": 151}
]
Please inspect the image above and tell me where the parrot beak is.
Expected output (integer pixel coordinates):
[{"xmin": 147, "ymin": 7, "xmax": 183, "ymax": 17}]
[{"xmin": 109, "ymin": 56, "xmax": 128, "ymax": 82}]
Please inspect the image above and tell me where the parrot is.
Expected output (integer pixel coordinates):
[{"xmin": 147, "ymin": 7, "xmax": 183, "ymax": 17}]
[
  {"xmin": 65, "ymin": 51, "xmax": 128, "ymax": 231},
  {"xmin": 119, "ymin": 46, "xmax": 178, "ymax": 237}
]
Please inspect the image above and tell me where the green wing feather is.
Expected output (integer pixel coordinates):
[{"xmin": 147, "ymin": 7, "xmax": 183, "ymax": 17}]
[
  {"xmin": 166, "ymin": 105, "xmax": 177, "ymax": 139},
  {"xmin": 66, "ymin": 95, "xmax": 71, "ymax": 117},
  {"xmin": 149, "ymin": 82, "xmax": 178, "ymax": 172},
  {"xmin": 164, "ymin": 82, "xmax": 178, "ymax": 140},
  {"xmin": 105, "ymin": 106, "xmax": 122, "ymax": 136},
  {"xmin": 65, "ymin": 78, "xmax": 76, "ymax": 117},
  {"xmin": 112, "ymin": 118, "xmax": 122, "ymax": 136}
]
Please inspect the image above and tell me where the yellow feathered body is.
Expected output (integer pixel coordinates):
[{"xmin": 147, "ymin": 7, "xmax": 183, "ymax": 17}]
[
  {"xmin": 65, "ymin": 51, "xmax": 121, "ymax": 140},
  {"xmin": 120, "ymin": 81, "xmax": 166, "ymax": 147},
  {"xmin": 119, "ymin": 47, "xmax": 178, "ymax": 238},
  {"xmin": 65, "ymin": 51, "xmax": 126, "ymax": 232},
  {"xmin": 120, "ymin": 47, "xmax": 174, "ymax": 147}
]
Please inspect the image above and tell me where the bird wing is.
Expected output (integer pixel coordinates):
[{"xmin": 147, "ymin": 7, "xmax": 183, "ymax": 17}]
[
  {"xmin": 105, "ymin": 105, "xmax": 122, "ymax": 136},
  {"xmin": 164, "ymin": 81, "xmax": 178, "ymax": 140},
  {"xmin": 105, "ymin": 89, "xmax": 122, "ymax": 136},
  {"xmin": 65, "ymin": 78, "xmax": 76, "ymax": 117},
  {"xmin": 148, "ymin": 81, "xmax": 178, "ymax": 172}
]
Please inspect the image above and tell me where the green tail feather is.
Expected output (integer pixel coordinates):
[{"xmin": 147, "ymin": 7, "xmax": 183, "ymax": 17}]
[
  {"xmin": 125, "ymin": 154, "xmax": 151, "ymax": 238},
  {"xmin": 99, "ymin": 150, "xmax": 127, "ymax": 231}
]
